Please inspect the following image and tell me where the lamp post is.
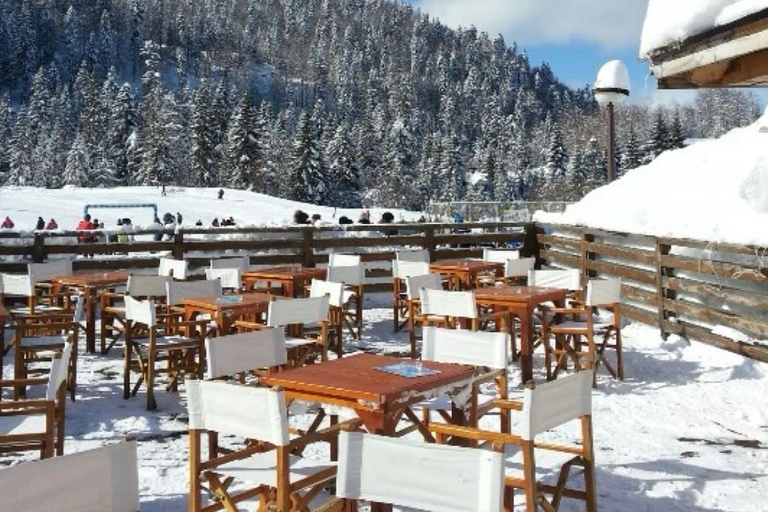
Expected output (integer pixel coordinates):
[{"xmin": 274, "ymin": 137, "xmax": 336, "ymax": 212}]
[{"xmin": 593, "ymin": 60, "xmax": 630, "ymax": 184}]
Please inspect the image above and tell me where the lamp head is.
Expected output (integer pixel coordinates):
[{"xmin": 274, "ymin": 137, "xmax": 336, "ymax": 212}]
[{"xmin": 593, "ymin": 60, "xmax": 630, "ymax": 107}]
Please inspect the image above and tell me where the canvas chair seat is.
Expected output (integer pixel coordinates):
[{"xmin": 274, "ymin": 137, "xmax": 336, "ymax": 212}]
[
  {"xmin": 0, "ymin": 414, "xmax": 47, "ymax": 436},
  {"xmin": 19, "ymin": 334, "xmax": 71, "ymax": 347},
  {"xmin": 285, "ymin": 336, "xmax": 321, "ymax": 349},
  {"xmin": 412, "ymin": 391, "xmax": 496, "ymax": 412},
  {"xmin": 503, "ymin": 445, "xmax": 580, "ymax": 481},
  {"xmin": 217, "ymin": 450, "xmax": 336, "ymax": 487},
  {"xmin": 132, "ymin": 334, "xmax": 200, "ymax": 347},
  {"xmin": 550, "ymin": 320, "xmax": 613, "ymax": 332}
]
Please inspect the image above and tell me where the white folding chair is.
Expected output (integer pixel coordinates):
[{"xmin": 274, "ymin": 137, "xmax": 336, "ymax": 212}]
[
  {"xmin": 392, "ymin": 260, "xmax": 431, "ymax": 332},
  {"xmin": 205, "ymin": 267, "xmax": 243, "ymax": 292},
  {"xmin": 483, "ymin": 248, "xmax": 520, "ymax": 263},
  {"xmin": 479, "ymin": 257, "xmax": 536, "ymax": 286},
  {"xmin": 206, "ymin": 328, "xmax": 287, "ymax": 380},
  {"xmin": 210, "ymin": 256, "xmax": 250, "ymax": 270},
  {"xmin": 0, "ymin": 342, "xmax": 72, "ymax": 458},
  {"xmin": 158, "ymin": 257, "xmax": 189, "ymax": 279},
  {"xmin": 528, "ymin": 269, "xmax": 582, "ymax": 297},
  {"xmin": 328, "ymin": 253, "xmax": 361, "ymax": 267},
  {"xmin": 0, "ymin": 439, "xmax": 140, "ymax": 512},
  {"xmin": 28, "ymin": 259, "xmax": 74, "ymax": 301},
  {"xmin": 326, "ymin": 264, "xmax": 365, "ymax": 340},
  {"xmin": 1, "ymin": 273, "xmax": 65, "ymax": 316},
  {"xmin": 395, "ymin": 249, "xmax": 430, "ymax": 263},
  {"xmin": 309, "ymin": 279, "xmax": 345, "ymax": 357},
  {"xmin": 337, "ymin": 430, "xmax": 504, "ymax": 512},
  {"xmin": 404, "ymin": 273, "xmax": 443, "ymax": 357},
  {"xmin": 187, "ymin": 380, "xmax": 357, "ymax": 512}
]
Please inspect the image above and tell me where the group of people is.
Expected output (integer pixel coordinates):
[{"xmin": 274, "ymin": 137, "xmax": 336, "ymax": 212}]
[
  {"xmin": 0, "ymin": 216, "xmax": 59, "ymax": 230},
  {"xmin": 292, "ymin": 209, "xmax": 397, "ymax": 226}
]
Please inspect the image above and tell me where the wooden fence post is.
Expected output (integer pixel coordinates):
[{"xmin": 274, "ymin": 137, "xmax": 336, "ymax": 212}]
[
  {"xmin": 655, "ymin": 239, "xmax": 674, "ymax": 339},
  {"xmin": 172, "ymin": 231, "xmax": 184, "ymax": 260},
  {"xmin": 522, "ymin": 223, "xmax": 542, "ymax": 265},
  {"xmin": 301, "ymin": 228, "xmax": 315, "ymax": 267},
  {"xmin": 580, "ymin": 231, "xmax": 596, "ymax": 287},
  {"xmin": 32, "ymin": 234, "xmax": 46, "ymax": 263}
]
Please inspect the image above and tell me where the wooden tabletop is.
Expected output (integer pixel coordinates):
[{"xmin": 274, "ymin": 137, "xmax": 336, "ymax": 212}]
[
  {"xmin": 181, "ymin": 292, "xmax": 285, "ymax": 311},
  {"xmin": 474, "ymin": 285, "xmax": 567, "ymax": 305},
  {"xmin": 243, "ymin": 266, "xmax": 326, "ymax": 280},
  {"xmin": 262, "ymin": 353, "xmax": 476, "ymax": 405},
  {"xmin": 430, "ymin": 259, "xmax": 503, "ymax": 271},
  {"xmin": 50, "ymin": 270, "xmax": 129, "ymax": 287}
]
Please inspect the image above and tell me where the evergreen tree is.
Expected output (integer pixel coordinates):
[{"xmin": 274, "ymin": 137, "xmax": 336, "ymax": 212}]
[
  {"xmin": 190, "ymin": 84, "xmax": 216, "ymax": 187},
  {"xmin": 327, "ymin": 121, "xmax": 361, "ymax": 208},
  {"xmin": 619, "ymin": 126, "xmax": 643, "ymax": 177},
  {"xmin": 643, "ymin": 110, "xmax": 668, "ymax": 164},
  {"xmin": 63, "ymin": 132, "xmax": 92, "ymax": 187},
  {"xmin": 289, "ymin": 109, "xmax": 327, "ymax": 204}
]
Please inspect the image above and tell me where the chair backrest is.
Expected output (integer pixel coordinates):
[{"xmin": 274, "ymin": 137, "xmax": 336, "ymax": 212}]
[
  {"xmin": 72, "ymin": 294, "xmax": 85, "ymax": 324},
  {"xmin": 124, "ymin": 296, "xmax": 157, "ymax": 327},
  {"xmin": 309, "ymin": 279, "xmax": 345, "ymax": 308},
  {"xmin": 327, "ymin": 264, "xmax": 364, "ymax": 286},
  {"xmin": 0, "ymin": 440, "xmax": 140, "ymax": 512},
  {"xmin": 166, "ymin": 279, "xmax": 222, "ymax": 306},
  {"xmin": 204, "ymin": 268, "xmax": 242, "ymax": 290},
  {"xmin": 422, "ymin": 326, "xmax": 508, "ymax": 370},
  {"xmin": 328, "ymin": 253, "xmax": 362, "ymax": 267},
  {"xmin": 527, "ymin": 269, "xmax": 581, "ymax": 291},
  {"xmin": 210, "ymin": 256, "xmax": 250, "ymax": 270},
  {"xmin": 126, "ymin": 274, "xmax": 170, "ymax": 298},
  {"xmin": 0, "ymin": 273, "xmax": 34, "ymax": 297},
  {"xmin": 522, "ymin": 370, "xmax": 593, "ymax": 440},
  {"xmin": 206, "ymin": 328, "xmax": 287, "ymax": 379},
  {"xmin": 337, "ymin": 431, "xmax": 503, "ymax": 512},
  {"xmin": 420, "ymin": 289, "xmax": 477, "ymax": 319},
  {"xmin": 405, "ymin": 273, "xmax": 442, "ymax": 301},
  {"xmin": 392, "ymin": 260, "xmax": 430, "ymax": 279},
  {"xmin": 503, "ymin": 257, "xmax": 536, "ymax": 278},
  {"xmin": 28, "ymin": 259, "xmax": 73, "ymax": 283},
  {"xmin": 396, "ymin": 249, "xmax": 430, "ymax": 263},
  {"xmin": 187, "ymin": 379, "xmax": 290, "ymax": 446},
  {"xmin": 158, "ymin": 258, "xmax": 189, "ymax": 280},
  {"xmin": 586, "ymin": 278, "xmax": 621, "ymax": 306},
  {"xmin": 483, "ymin": 248, "xmax": 520, "ymax": 264},
  {"xmin": 267, "ymin": 296, "xmax": 330, "ymax": 327},
  {"xmin": 46, "ymin": 341, "xmax": 73, "ymax": 403}
]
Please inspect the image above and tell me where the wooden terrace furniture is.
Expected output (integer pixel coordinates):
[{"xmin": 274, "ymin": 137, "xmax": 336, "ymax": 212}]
[
  {"xmin": 309, "ymin": 279, "xmax": 345, "ymax": 356},
  {"xmin": 479, "ymin": 257, "xmax": 536, "ymax": 287},
  {"xmin": 187, "ymin": 379, "xmax": 359, "ymax": 512},
  {"xmin": 0, "ymin": 273, "xmax": 69, "ymax": 317},
  {"xmin": 209, "ymin": 256, "xmax": 250, "ymax": 270},
  {"xmin": 123, "ymin": 296, "xmax": 207, "ymax": 410},
  {"xmin": 0, "ymin": 343, "xmax": 71, "ymax": 458},
  {"xmin": 474, "ymin": 285, "xmax": 567, "ymax": 384},
  {"xmin": 543, "ymin": 278, "xmax": 624, "ymax": 385},
  {"xmin": 431, "ymin": 370, "xmax": 597, "ymax": 512},
  {"xmin": 0, "ymin": 440, "xmax": 140, "ymax": 512},
  {"xmin": 204, "ymin": 267, "xmax": 243, "ymax": 293},
  {"xmin": 391, "ymin": 260, "xmax": 430, "ymax": 333},
  {"xmin": 429, "ymin": 259, "xmax": 503, "ymax": 290},
  {"xmin": 50, "ymin": 270, "xmax": 129, "ymax": 353},
  {"xmin": 327, "ymin": 264, "xmax": 365, "ymax": 340},
  {"xmin": 205, "ymin": 328, "xmax": 287, "ymax": 381},
  {"xmin": 404, "ymin": 273, "xmax": 444, "ymax": 358},
  {"xmin": 182, "ymin": 292, "xmax": 284, "ymax": 336},
  {"xmin": 158, "ymin": 257, "xmax": 189, "ymax": 279},
  {"xmin": 260, "ymin": 353, "xmax": 477, "ymax": 436},
  {"xmin": 243, "ymin": 265, "xmax": 327, "ymax": 297},
  {"xmin": 337, "ymin": 430, "xmax": 505, "ymax": 512}
]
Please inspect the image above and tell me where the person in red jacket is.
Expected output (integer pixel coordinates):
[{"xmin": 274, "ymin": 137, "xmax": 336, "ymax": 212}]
[
  {"xmin": 45, "ymin": 218, "xmax": 58, "ymax": 230},
  {"xmin": 0, "ymin": 216, "xmax": 14, "ymax": 229},
  {"xmin": 76, "ymin": 214, "xmax": 96, "ymax": 243}
]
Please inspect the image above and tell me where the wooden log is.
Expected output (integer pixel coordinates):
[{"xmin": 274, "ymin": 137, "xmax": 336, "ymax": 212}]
[
  {"xmin": 585, "ymin": 259, "xmax": 656, "ymax": 285},
  {"xmin": 539, "ymin": 249, "xmax": 580, "ymax": 270},
  {"xmin": 663, "ymin": 298, "xmax": 768, "ymax": 341},
  {"xmin": 661, "ymin": 254, "xmax": 768, "ymax": 285},
  {"xmin": 656, "ymin": 237, "xmax": 768, "ymax": 257},
  {"xmin": 433, "ymin": 233, "xmax": 526, "ymax": 245},
  {"xmin": 622, "ymin": 303, "xmax": 660, "ymax": 327},
  {"xmin": 537, "ymin": 234, "xmax": 581, "ymax": 252},
  {"xmin": 676, "ymin": 320, "xmax": 768, "ymax": 363},
  {"xmin": 621, "ymin": 284, "xmax": 659, "ymax": 308},
  {"xmin": 583, "ymin": 241, "xmax": 656, "ymax": 266}
]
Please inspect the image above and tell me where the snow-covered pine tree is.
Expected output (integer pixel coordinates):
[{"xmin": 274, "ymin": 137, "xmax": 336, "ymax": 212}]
[
  {"xmin": 289, "ymin": 109, "xmax": 327, "ymax": 204},
  {"xmin": 327, "ymin": 121, "xmax": 361, "ymax": 208},
  {"xmin": 542, "ymin": 117, "xmax": 568, "ymax": 200},
  {"xmin": 643, "ymin": 110, "xmax": 668, "ymax": 164},
  {"xmin": 107, "ymin": 83, "xmax": 135, "ymax": 186},
  {"xmin": 619, "ymin": 126, "xmax": 643, "ymax": 177},
  {"xmin": 63, "ymin": 132, "xmax": 92, "ymax": 187},
  {"xmin": 0, "ymin": 94, "xmax": 11, "ymax": 185},
  {"xmin": 668, "ymin": 111, "xmax": 686, "ymax": 150},
  {"xmin": 190, "ymin": 83, "xmax": 216, "ymax": 187},
  {"xmin": 583, "ymin": 137, "xmax": 606, "ymax": 192},
  {"xmin": 223, "ymin": 94, "xmax": 253, "ymax": 189}
]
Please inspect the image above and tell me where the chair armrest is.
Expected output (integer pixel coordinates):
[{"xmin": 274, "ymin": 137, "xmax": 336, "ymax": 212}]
[
  {"xmin": 472, "ymin": 369, "xmax": 505, "ymax": 387},
  {"xmin": 541, "ymin": 307, "xmax": 586, "ymax": 315},
  {"xmin": 492, "ymin": 399, "xmax": 524, "ymax": 411},
  {"xmin": 0, "ymin": 399, "xmax": 51, "ymax": 411},
  {"xmin": 235, "ymin": 320, "xmax": 269, "ymax": 331},
  {"xmin": 0, "ymin": 377, "xmax": 49, "ymax": 387},
  {"xmin": 428, "ymin": 423, "xmax": 522, "ymax": 445}
]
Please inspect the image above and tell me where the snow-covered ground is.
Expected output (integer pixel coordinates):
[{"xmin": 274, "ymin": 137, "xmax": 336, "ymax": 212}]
[
  {"xmin": 0, "ymin": 186, "xmax": 421, "ymax": 232},
  {"xmin": 640, "ymin": 0, "xmax": 768, "ymax": 57},
  {"xmin": 537, "ymin": 107, "xmax": 768, "ymax": 247},
  {"xmin": 3, "ymin": 294, "xmax": 767, "ymax": 511}
]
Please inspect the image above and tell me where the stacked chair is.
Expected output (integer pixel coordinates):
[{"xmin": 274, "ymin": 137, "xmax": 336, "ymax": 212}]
[
  {"xmin": 326, "ymin": 254, "xmax": 365, "ymax": 340},
  {"xmin": 404, "ymin": 273, "xmax": 443, "ymax": 357}
]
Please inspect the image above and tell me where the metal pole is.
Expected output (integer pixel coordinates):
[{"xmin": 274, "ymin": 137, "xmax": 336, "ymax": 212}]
[{"xmin": 606, "ymin": 102, "xmax": 616, "ymax": 184}]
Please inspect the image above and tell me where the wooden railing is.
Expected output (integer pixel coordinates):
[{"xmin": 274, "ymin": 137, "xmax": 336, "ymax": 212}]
[
  {"xmin": 538, "ymin": 223, "xmax": 768, "ymax": 363},
  {"xmin": 0, "ymin": 222, "xmax": 536, "ymax": 293}
]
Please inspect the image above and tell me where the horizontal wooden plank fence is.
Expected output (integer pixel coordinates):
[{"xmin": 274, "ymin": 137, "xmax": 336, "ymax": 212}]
[
  {"xmin": 0, "ymin": 222, "xmax": 535, "ymax": 294},
  {"xmin": 538, "ymin": 223, "xmax": 768, "ymax": 363}
]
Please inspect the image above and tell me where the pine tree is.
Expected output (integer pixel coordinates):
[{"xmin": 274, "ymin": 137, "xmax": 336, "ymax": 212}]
[
  {"xmin": 64, "ymin": 132, "xmax": 92, "ymax": 187},
  {"xmin": 0, "ymin": 94, "xmax": 11, "ymax": 185},
  {"xmin": 190, "ymin": 84, "xmax": 216, "ymax": 187},
  {"xmin": 289, "ymin": 109, "xmax": 328, "ymax": 204},
  {"xmin": 108, "ymin": 83, "xmax": 135, "ymax": 186},
  {"xmin": 542, "ymin": 118, "xmax": 568, "ymax": 200},
  {"xmin": 223, "ymin": 95, "xmax": 253, "ymax": 189},
  {"xmin": 643, "ymin": 110, "xmax": 668, "ymax": 164},
  {"xmin": 668, "ymin": 112, "xmax": 686, "ymax": 150},
  {"xmin": 327, "ymin": 121, "xmax": 361, "ymax": 208},
  {"xmin": 619, "ymin": 126, "xmax": 642, "ymax": 177}
]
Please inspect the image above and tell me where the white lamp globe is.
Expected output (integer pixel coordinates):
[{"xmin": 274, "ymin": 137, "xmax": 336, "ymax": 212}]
[{"xmin": 593, "ymin": 60, "xmax": 630, "ymax": 107}]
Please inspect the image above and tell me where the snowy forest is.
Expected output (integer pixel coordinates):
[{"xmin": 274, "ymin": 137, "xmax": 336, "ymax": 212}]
[{"xmin": 0, "ymin": 0, "xmax": 763, "ymax": 210}]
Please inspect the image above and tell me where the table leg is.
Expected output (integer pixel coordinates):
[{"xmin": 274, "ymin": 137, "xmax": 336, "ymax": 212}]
[
  {"xmin": 85, "ymin": 287, "xmax": 97, "ymax": 353},
  {"xmin": 520, "ymin": 308, "xmax": 534, "ymax": 384}
]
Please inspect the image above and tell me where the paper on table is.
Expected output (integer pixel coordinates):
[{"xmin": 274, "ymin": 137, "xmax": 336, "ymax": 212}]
[{"xmin": 373, "ymin": 362, "xmax": 441, "ymax": 378}]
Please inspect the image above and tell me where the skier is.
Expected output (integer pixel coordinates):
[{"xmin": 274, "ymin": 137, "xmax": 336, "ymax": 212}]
[
  {"xmin": 35, "ymin": 217, "xmax": 45, "ymax": 230},
  {"xmin": 217, "ymin": 189, "xmax": 224, "ymax": 200}
]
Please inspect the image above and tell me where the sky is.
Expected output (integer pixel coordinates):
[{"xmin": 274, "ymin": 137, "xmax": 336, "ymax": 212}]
[{"xmin": 403, "ymin": 0, "xmax": 764, "ymax": 108}]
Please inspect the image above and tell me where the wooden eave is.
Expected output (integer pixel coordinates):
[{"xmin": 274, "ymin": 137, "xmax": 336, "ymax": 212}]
[{"xmin": 646, "ymin": 7, "xmax": 768, "ymax": 88}]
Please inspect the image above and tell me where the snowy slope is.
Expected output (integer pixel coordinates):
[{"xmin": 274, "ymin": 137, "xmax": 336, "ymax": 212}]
[
  {"xmin": 0, "ymin": 186, "xmax": 421, "ymax": 231},
  {"xmin": 537, "ymin": 107, "xmax": 768, "ymax": 246},
  {"xmin": 640, "ymin": 0, "xmax": 768, "ymax": 57}
]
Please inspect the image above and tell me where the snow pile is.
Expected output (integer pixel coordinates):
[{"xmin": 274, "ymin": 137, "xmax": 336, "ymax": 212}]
[
  {"xmin": 537, "ymin": 108, "xmax": 768, "ymax": 246},
  {"xmin": 640, "ymin": 0, "xmax": 768, "ymax": 57},
  {"xmin": 0, "ymin": 186, "xmax": 421, "ymax": 231}
]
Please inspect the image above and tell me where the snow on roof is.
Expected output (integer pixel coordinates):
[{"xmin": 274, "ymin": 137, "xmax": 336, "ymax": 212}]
[
  {"xmin": 536, "ymin": 107, "xmax": 768, "ymax": 247},
  {"xmin": 640, "ymin": 0, "xmax": 768, "ymax": 58}
]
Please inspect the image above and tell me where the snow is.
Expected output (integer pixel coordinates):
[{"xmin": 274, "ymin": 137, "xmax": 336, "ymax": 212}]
[
  {"xmin": 640, "ymin": 0, "xmax": 768, "ymax": 58},
  {"xmin": 537, "ymin": 107, "xmax": 768, "ymax": 247},
  {"xmin": 0, "ymin": 186, "xmax": 421, "ymax": 231},
  {"xmin": 594, "ymin": 60, "xmax": 630, "ymax": 91},
  {"xmin": 3, "ymin": 300, "xmax": 768, "ymax": 511}
]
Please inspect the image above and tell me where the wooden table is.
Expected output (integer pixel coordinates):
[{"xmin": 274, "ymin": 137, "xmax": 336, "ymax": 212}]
[
  {"xmin": 51, "ymin": 271, "xmax": 129, "ymax": 353},
  {"xmin": 182, "ymin": 293, "xmax": 286, "ymax": 335},
  {"xmin": 262, "ymin": 353, "xmax": 476, "ymax": 435},
  {"xmin": 243, "ymin": 266, "xmax": 326, "ymax": 297},
  {"xmin": 430, "ymin": 259, "xmax": 503, "ymax": 290},
  {"xmin": 474, "ymin": 285, "xmax": 567, "ymax": 384}
]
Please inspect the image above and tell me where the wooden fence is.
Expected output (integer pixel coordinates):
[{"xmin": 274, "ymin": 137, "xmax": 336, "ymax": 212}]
[
  {"xmin": 0, "ymin": 222, "xmax": 535, "ymax": 293},
  {"xmin": 537, "ymin": 223, "xmax": 768, "ymax": 363}
]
